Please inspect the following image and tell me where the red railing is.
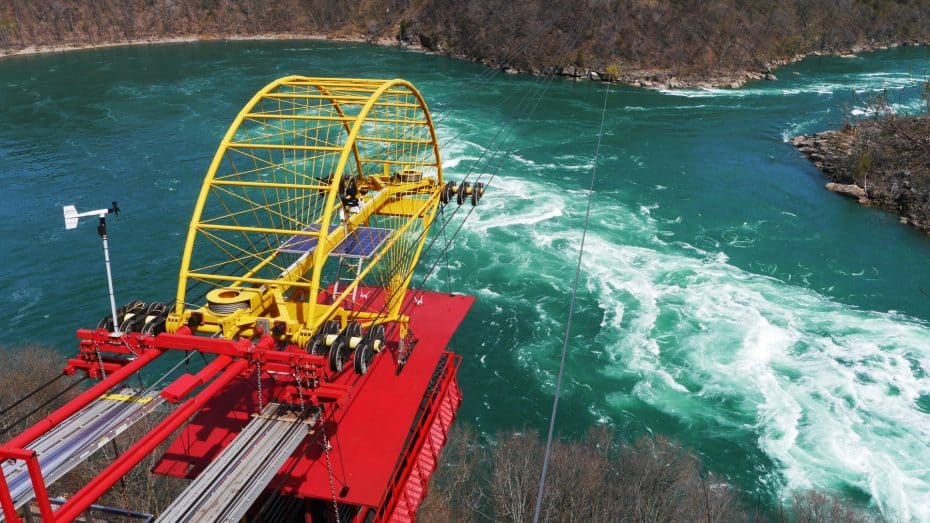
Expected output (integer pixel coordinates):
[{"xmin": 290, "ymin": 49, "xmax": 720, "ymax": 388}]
[{"xmin": 0, "ymin": 328, "xmax": 354, "ymax": 522}]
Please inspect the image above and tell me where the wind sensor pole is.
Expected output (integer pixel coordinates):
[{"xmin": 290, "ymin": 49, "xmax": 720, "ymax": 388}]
[{"xmin": 63, "ymin": 201, "xmax": 123, "ymax": 336}]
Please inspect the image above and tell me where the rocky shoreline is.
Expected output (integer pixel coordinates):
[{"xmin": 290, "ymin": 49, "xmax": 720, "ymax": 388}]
[
  {"xmin": 793, "ymin": 115, "xmax": 930, "ymax": 232},
  {"xmin": 0, "ymin": 32, "xmax": 398, "ymax": 60},
  {"xmin": 1, "ymin": 29, "xmax": 925, "ymax": 92},
  {"xmin": 400, "ymin": 32, "xmax": 926, "ymax": 90}
]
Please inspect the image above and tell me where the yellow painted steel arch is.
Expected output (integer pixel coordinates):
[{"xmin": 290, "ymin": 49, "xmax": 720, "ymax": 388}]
[{"xmin": 168, "ymin": 76, "xmax": 445, "ymax": 343}]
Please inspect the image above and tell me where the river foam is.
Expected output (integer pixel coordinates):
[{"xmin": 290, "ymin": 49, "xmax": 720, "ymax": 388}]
[{"xmin": 462, "ymin": 174, "xmax": 930, "ymax": 520}]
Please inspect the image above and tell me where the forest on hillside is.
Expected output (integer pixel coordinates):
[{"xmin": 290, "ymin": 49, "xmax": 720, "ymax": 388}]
[{"xmin": 1, "ymin": 0, "xmax": 929, "ymax": 84}]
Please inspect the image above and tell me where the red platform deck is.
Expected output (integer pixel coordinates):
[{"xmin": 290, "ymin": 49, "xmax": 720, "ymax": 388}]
[{"xmin": 153, "ymin": 290, "xmax": 474, "ymax": 509}]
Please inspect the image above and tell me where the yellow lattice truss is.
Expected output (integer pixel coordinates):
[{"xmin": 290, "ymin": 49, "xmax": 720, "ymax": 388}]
[{"xmin": 166, "ymin": 76, "xmax": 444, "ymax": 345}]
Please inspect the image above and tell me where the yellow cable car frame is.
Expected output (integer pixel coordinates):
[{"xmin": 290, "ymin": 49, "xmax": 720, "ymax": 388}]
[{"xmin": 166, "ymin": 76, "xmax": 445, "ymax": 346}]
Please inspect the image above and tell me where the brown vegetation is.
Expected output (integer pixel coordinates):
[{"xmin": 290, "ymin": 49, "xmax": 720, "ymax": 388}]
[
  {"xmin": 418, "ymin": 424, "xmax": 877, "ymax": 522},
  {"xmin": 0, "ymin": 345, "xmax": 81, "ymax": 439},
  {"xmin": 794, "ymin": 88, "xmax": 930, "ymax": 232},
  {"xmin": 1, "ymin": 1, "xmax": 929, "ymax": 87},
  {"xmin": 0, "ymin": 345, "xmax": 185, "ymax": 517}
]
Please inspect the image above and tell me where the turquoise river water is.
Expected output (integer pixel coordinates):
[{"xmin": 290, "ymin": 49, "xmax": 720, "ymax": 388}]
[{"xmin": 1, "ymin": 41, "xmax": 929, "ymax": 520}]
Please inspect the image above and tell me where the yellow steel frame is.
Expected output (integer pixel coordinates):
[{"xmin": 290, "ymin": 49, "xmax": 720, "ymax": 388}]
[{"xmin": 168, "ymin": 76, "xmax": 443, "ymax": 344}]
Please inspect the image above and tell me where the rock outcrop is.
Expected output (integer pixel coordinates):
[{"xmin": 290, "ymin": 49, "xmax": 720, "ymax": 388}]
[{"xmin": 793, "ymin": 117, "xmax": 930, "ymax": 233}]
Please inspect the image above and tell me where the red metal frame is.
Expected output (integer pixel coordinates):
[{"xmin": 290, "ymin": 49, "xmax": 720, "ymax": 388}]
[
  {"xmin": 377, "ymin": 353, "xmax": 462, "ymax": 521},
  {"xmin": 0, "ymin": 291, "xmax": 472, "ymax": 522}
]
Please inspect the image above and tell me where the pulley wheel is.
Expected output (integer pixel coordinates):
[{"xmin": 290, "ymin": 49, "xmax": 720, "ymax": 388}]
[
  {"xmin": 144, "ymin": 302, "xmax": 167, "ymax": 316},
  {"xmin": 307, "ymin": 334, "xmax": 327, "ymax": 355},
  {"xmin": 363, "ymin": 324, "xmax": 386, "ymax": 351},
  {"xmin": 121, "ymin": 300, "xmax": 145, "ymax": 314},
  {"xmin": 342, "ymin": 321, "xmax": 362, "ymax": 340},
  {"xmin": 97, "ymin": 315, "xmax": 114, "ymax": 331},
  {"xmin": 322, "ymin": 320, "xmax": 341, "ymax": 335},
  {"xmin": 471, "ymin": 182, "xmax": 485, "ymax": 206},
  {"xmin": 141, "ymin": 311, "xmax": 168, "ymax": 336},
  {"xmin": 353, "ymin": 338, "xmax": 376, "ymax": 375},
  {"xmin": 456, "ymin": 182, "xmax": 470, "ymax": 205},
  {"xmin": 119, "ymin": 313, "xmax": 146, "ymax": 333},
  {"xmin": 328, "ymin": 336, "xmax": 349, "ymax": 372},
  {"xmin": 440, "ymin": 181, "xmax": 456, "ymax": 205}
]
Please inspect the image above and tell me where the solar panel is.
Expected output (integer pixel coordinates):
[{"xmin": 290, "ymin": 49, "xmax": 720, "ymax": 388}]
[
  {"xmin": 333, "ymin": 227, "xmax": 393, "ymax": 258},
  {"xmin": 278, "ymin": 224, "xmax": 327, "ymax": 254},
  {"xmin": 278, "ymin": 224, "xmax": 392, "ymax": 260}
]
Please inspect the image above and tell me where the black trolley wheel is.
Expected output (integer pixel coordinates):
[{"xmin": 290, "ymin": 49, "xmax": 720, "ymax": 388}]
[
  {"xmin": 97, "ymin": 315, "xmax": 114, "ymax": 331},
  {"xmin": 307, "ymin": 334, "xmax": 327, "ymax": 355},
  {"xmin": 328, "ymin": 336, "xmax": 349, "ymax": 372},
  {"xmin": 440, "ymin": 181, "xmax": 456, "ymax": 205},
  {"xmin": 144, "ymin": 302, "xmax": 167, "ymax": 316},
  {"xmin": 322, "ymin": 320, "xmax": 342, "ymax": 335},
  {"xmin": 363, "ymin": 324, "xmax": 386, "ymax": 351},
  {"xmin": 353, "ymin": 338, "xmax": 376, "ymax": 375},
  {"xmin": 119, "ymin": 313, "xmax": 146, "ymax": 333},
  {"xmin": 140, "ymin": 310, "xmax": 169, "ymax": 336},
  {"xmin": 471, "ymin": 182, "xmax": 484, "ymax": 206},
  {"xmin": 456, "ymin": 182, "xmax": 470, "ymax": 205},
  {"xmin": 342, "ymin": 321, "xmax": 362, "ymax": 340}
]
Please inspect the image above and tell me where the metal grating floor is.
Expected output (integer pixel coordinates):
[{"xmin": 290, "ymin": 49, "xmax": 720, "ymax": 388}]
[
  {"xmin": 0, "ymin": 386, "xmax": 163, "ymax": 516},
  {"xmin": 156, "ymin": 403, "xmax": 314, "ymax": 523}
]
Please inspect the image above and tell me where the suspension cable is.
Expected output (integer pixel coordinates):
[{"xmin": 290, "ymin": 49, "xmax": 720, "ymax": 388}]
[
  {"xmin": 342, "ymin": 10, "xmax": 592, "ymax": 340},
  {"xmin": 0, "ymin": 373, "xmax": 66, "ymax": 417},
  {"xmin": 532, "ymin": 80, "xmax": 611, "ymax": 523},
  {"xmin": 401, "ymin": 10, "xmax": 593, "ymax": 292},
  {"xmin": 0, "ymin": 376, "xmax": 88, "ymax": 439}
]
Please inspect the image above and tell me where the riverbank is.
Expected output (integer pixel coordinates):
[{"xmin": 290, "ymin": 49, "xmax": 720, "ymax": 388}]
[
  {"xmin": 793, "ymin": 115, "xmax": 930, "ymax": 232},
  {"xmin": 1, "ymin": 29, "xmax": 924, "ymax": 92},
  {"xmin": 460, "ymin": 42, "xmax": 921, "ymax": 90},
  {"xmin": 2, "ymin": 0, "xmax": 929, "ymax": 91},
  {"xmin": 0, "ymin": 32, "xmax": 396, "ymax": 60}
]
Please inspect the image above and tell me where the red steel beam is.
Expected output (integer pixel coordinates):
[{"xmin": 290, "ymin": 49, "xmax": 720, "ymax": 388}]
[
  {"xmin": 160, "ymin": 355, "xmax": 233, "ymax": 403},
  {"xmin": 0, "ymin": 463, "xmax": 21, "ymax": 523},
  {"xmin": 55, "ymin": 357, "xmax": 250, "ymax": 523},
  {"xmin": 0, "ymin": 449, "xmax": 55, "ymax": 522},
  {"xmin": 1, "ymin": 348, "xmax": 163, "ymax": 450},
  {"xmin": 26, "ymin": 455, "xmax": 54, "ymax": 521}
]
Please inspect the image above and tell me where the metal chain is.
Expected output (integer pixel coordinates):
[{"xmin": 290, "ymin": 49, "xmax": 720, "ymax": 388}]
[
  {"xmin": 294, "ymin": 367, "xmax": 306, "ymax": 414},
  {"xmin": 320, "ymin": 426, "xmax": 341, "ymax": 523},
  {"xmin": 93, "ymin": 342, "xmax": 107, "ymax": 379},
  {"xmin": 256, "ymin": 358, "xmax": 264, "ymax": 411}
]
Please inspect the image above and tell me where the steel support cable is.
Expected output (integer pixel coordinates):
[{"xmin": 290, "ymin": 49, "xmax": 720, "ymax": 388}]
[
  {"xmin": 0, "ymin": 373, "xmax": 67, "ymax": 417},
  {"xmin": 399, "ymin": 19, "xmax": 589, "ymax": 316},
  {"xmin": 340, "ymin": 49, "xmax": 569, "ymax": 345},
  {"xmin": 532, "ymin": 80, "xmax": 611, "ymax": 523},
  {"xmin": 434, "ymin": 10, "xmax": 589, "ymax": 166},
  {"xmin": 440, "ymin": 8, "xmax": 589, "ymax": 205},
  {"xmin": 0, "ymin": 376, "xmax": 88, "ymax": 439},
  {"xmin": 329, "ymin": 12, "xmax": 592, "ymax": 371},
  {"xmin": 1, "ymin": 349, "xmax": 198, "ymax": 437},
  {"xmin": 393, "ymin": 5, "xmax": 588, "ymax": 249},
  {"xmin": 431, "ymin": 16, "xmax": 559, "ymax": 128},
  {"xmin": 355, "ymin": 23, "xmax": 590, "ymax": 351},
  {"xmin": 391, "ymin": 10, "xmax": 592, "ymax": 297},
  {"xmin": 0, "ymin": 341, "xmax": 196, "ymax": 446}
]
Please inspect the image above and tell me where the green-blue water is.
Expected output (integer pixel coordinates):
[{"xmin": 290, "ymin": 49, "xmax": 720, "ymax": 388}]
[{"xmin": 2, "ymin": 41, "xmax": 930, "ymax": 520}]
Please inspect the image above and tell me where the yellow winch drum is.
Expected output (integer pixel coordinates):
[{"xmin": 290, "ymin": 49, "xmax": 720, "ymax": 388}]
[{"xmin": 206, "ymin": 288, "xmax": 261, "ymax": 316}]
